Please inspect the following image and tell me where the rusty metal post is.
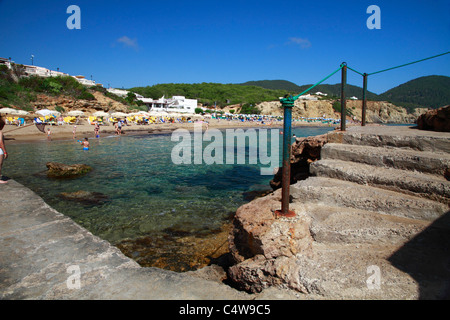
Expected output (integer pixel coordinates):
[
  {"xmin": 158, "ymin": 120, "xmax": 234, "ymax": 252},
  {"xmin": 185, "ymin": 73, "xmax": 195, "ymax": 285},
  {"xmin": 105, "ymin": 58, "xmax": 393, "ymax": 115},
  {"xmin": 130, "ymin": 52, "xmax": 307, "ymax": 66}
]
[
  {"xmin": 340, "ymin": 62, "xmax": 347, "ymax": 131},
  {"xmin": 275, "ymin": 96, "xmax": 296, "ymax": 218},
  {"xmin": 362, "ymin": 73, "xmax": 368, "ymax": 126}
]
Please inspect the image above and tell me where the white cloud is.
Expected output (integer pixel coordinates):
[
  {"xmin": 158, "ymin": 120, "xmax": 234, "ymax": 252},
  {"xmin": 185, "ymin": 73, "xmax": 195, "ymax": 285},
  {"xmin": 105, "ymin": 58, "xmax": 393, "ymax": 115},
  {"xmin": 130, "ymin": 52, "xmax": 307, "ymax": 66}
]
[
  {"xmin": 286, "ymin": 37, "xmax": 311, "ymax": 49},
  {"xmin": 116, "ymin": 36, "xmax": 139, "ymax": 50}
]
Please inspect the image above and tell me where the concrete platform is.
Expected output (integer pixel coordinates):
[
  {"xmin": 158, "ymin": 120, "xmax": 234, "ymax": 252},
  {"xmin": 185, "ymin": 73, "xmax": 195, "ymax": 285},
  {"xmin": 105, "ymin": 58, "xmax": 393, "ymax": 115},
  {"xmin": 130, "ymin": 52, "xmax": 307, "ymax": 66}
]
[
  {"xmin": 228, "ymin": 124, "xmax": 450, "ymax": 298},
  {"xmin": 329, "ymin": 125, "xmax": 450, "ymax": 153},
  {"xmin": 0, "ymin": 180, "xmax": 251, "ymax": 300}
]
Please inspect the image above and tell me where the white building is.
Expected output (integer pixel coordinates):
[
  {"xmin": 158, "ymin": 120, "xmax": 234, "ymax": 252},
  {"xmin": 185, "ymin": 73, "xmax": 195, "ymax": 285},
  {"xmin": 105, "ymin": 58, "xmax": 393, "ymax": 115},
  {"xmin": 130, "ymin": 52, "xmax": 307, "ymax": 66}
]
[
  {"xmin": 350, "ymin": 96, "xmax": 358, "ymax": 100},
  {"xmin": 138, "ymin": 95, "xmax": 197, "ymax": 114},
  {"xmin": 72, "ymin": 75, "xmax": 97, "ymax": 86},
  {"xmin": 315, "ymin": 91, "xmax": 328, "ymax": 96},
  {"xmin": 298, "ymin": 94, "xmax": 318, "ymax": 101},
  {"xmin": 0, "ymin": 57, "xmax": 102, "ymax": 87},
  {"xmin": 23, "ymin": 65, "xmax": 68, "ymax": 78},
  {"xmin": 0, "ymin": 57, "xmax": 12, "ymax": 69},
  {"xmin": 107, "ymin": 88, "xmax": 143, "ymax": 99},
  {"xmin": 107, "ymin": 88, "xmax": 129, "ymax": 97}
]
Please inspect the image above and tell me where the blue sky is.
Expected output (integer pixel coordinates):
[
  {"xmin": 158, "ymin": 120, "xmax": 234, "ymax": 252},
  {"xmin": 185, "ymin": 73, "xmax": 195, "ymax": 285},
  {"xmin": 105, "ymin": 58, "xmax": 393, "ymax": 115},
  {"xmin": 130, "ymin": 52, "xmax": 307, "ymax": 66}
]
[{"xmin": 0, "ymin": 0, "xmax": 449, "ymax": 94}]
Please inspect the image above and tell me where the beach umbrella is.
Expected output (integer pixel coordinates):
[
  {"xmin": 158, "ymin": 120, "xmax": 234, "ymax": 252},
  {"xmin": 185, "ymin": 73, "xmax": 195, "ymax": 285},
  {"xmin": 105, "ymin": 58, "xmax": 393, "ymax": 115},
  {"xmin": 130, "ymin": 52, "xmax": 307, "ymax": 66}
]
[
  {"xmin": 111, "ymin": 112, "xmax": 129, "ymax": 117},
  {"xmin": 12, "ymin": 110, "xmax": 29, "ymax": 115},
  {"xmin": 130, "ymin": 111, "xmax": 151, "ymax": 117},
  {"xmin": 36, "ymin": 109, "xmax": 61, "ymax": 117},
  {"xmin": 68, "ymin": 110, "xmax": 84, "ymax": 116},
  {"xmin": 93, "ymin": 111, "xmax": 110, "ymax": 117},
  {"xmin": 167, "ymin": 112, "xmax": 183, "ymax": 117},
  {"xmin": 0, "ymin": 108, "xmax": 29, "ymax": 115},
  {"xmin": 0, "ymin": 107, "xmax": 19, "ymax": 114}
]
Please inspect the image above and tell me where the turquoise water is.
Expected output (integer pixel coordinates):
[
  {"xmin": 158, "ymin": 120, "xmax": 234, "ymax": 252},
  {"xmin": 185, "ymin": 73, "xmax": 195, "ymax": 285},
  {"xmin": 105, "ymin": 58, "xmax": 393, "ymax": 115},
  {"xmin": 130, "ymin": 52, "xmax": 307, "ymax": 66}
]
[{"xmin": 3, "ymin": 126, "xmax": 334, "ymax": 246}]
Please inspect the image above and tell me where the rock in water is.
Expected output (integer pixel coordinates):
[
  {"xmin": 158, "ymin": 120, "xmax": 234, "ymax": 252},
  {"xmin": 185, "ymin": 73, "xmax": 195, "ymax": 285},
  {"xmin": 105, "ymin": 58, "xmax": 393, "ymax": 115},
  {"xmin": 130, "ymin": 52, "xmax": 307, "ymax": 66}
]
[
  {"xmin": 270, "ymin": 134, "xmax": 328, "ymax": 190},
  {"xmin": 416, "ymin": 105, "xmax": 450, "ymax": 132},
  {"xmin": 46, "ymin": 162, "xmax": 92, "ymax": 178},
  {"xmin": 58, "ymin": 190, "xmax": 109, "ymax": 205}
]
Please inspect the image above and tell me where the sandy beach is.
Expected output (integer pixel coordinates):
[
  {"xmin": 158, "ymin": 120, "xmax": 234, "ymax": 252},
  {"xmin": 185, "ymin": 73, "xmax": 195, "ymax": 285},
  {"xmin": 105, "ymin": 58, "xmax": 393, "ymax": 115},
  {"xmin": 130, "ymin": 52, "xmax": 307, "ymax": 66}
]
[{"xmin": 3, "ymin": 118, "xmax": 336, "ymax": 144}]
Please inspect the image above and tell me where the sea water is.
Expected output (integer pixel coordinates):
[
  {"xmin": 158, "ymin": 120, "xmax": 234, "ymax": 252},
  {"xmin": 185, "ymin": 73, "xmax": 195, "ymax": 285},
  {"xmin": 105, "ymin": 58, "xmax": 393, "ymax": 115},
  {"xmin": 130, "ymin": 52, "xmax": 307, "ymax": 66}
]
[{"xmin": 3, "ymin": 126, "xmax": 334, "ymax": 267}]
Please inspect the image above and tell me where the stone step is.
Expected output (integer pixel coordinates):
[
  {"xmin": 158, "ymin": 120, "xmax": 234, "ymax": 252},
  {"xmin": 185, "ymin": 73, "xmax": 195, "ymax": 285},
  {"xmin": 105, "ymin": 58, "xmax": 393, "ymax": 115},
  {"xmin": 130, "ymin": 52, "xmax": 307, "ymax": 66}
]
[
  {"xmin": 294, "ymin": 209, "xmax": 450, "ymax": 299},
  {"xmin": 0, "ymin": 180, "xmax": 250, "ymax": 300},
  {"xmin": 310, "ymin": 159, "xmax": 450, "ymax": 204},
  {"xmin": 291, "ymin": 177, "xmax": 448, "ymax": 221},
  {"xmin": 294, "ymin": 238, "xmax": 450, "ymax": 299},
  {"xmin": 302, "ymin": 203, "xmax": 429, "ymax": 246},
  {"xmin": 328, "ymin": 126, "xmax": 450, "ymax": 153},
  {"xmin": 321, "ymin": 143, "xmax": 450, "ymax": 177}
]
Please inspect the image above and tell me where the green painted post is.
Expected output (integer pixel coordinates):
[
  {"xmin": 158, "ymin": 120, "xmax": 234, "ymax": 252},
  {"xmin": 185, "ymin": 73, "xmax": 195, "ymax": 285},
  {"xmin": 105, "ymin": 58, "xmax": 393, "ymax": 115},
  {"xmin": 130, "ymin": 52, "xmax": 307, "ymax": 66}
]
[
  {"xmin": 340, "ymin": 62, "xmax": 347, "ymax": 131},
  {"xmin": 275, "ymin": 96, "xmax": 296, "ymax": 218},
  {"xmin": 362, "ymin": 73, "xmax": 368, "ymax": 126}
]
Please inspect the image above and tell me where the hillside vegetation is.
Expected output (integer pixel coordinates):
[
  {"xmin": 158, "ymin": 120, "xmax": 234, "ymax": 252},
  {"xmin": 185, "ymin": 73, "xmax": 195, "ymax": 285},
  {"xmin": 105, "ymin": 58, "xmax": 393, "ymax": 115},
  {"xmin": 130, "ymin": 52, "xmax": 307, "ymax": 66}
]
[
  {"xmin": 130, "ymin": 82, "xmax": 289, "ymax": 108},
  {"xmin": 0, "ymin": 65, "xmax": 144, "ymax": 112},
  {"xmin": 238, "ymin": 76, "xmax": 450, "ymax": 111},
  {"xmin": 2, "ymin": 62, "xmax": 447, "ymax": 116},
  {"xmin": 379, "ymin": 75, "xmax": 450, "ymax": 111},
  {"xmin": 239, "ymin": 80, "xmax": 380, "ymax": 100},
  {"xmin": 239, "ymin": 80, "xmax": 302, "ymax": 92}
]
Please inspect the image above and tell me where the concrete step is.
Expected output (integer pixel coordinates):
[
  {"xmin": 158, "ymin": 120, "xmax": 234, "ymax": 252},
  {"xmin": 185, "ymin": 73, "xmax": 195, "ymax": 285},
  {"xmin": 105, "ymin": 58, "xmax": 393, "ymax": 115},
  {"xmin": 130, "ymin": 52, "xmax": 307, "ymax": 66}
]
[
  {"xmin": 0, "ymin": 180, "xmax": 250, "ymax": 300},
  {"xmin": 328, "ymin": 126, "xmax": 450, "ymax": 153},
  {"xmin": 291, "ymin": 177, "xmax": 448, "ymax": 221},
  {"xmin": 302, "ymin": 203, "xmax": 429, "ymax": 246},
  {"xmin": 310, "ymin": 159, "xmax": 450, "ymax": 204},
  {"xmin": 294, "ymin": 238, "xmax": 450, "ymax": 299},
  {"xmin": 321, "ymin": 143, "xmax": 450, "ymax": 177},
  {"xmin": 294, "ymin": 210, "xmax": 450, "ymax": 299}
]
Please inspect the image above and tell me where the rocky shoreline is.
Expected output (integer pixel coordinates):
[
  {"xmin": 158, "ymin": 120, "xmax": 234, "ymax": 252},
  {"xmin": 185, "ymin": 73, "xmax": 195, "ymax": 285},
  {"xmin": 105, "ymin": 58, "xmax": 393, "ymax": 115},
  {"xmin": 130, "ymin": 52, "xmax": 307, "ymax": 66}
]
[
  {"xmin": 2, "ymin": 106, "xmax": 449, "ymax": 299},
  {"xmin": 224, "ymin": 124, "xmax": 450, "ymax": 299},
  {"xmin": 1, "ymin": 124, "xmax": 449, "ymax": 299}
]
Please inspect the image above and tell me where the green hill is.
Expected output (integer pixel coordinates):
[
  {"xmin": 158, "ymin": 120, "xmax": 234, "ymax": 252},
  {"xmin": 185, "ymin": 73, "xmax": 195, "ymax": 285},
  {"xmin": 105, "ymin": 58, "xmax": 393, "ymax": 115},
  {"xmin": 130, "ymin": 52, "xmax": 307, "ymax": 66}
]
[
  {"xmin": 239, "ymin": 80, "xmax": 379, "ymax": 100},
  {"xmin": 296, "ymin": 83, "xmax": 379, "ymax": 100},
  {"xmin": 238, "ymin": 80, "xmax": 301, "ymax": 92},
  {"xmin": 130, "ymin": 82, "xmax": 289, "ymax": 107},
  {"xmin": 378, "ymin": 75, "xmax": 450, "ymax": 110},
  {"xmin": 238, "ymin": 76, "xmax": 450, "ymax": 110},
  {"xmin": 130, "ymin": 76, "xmax": 449, "ymax": 113}
]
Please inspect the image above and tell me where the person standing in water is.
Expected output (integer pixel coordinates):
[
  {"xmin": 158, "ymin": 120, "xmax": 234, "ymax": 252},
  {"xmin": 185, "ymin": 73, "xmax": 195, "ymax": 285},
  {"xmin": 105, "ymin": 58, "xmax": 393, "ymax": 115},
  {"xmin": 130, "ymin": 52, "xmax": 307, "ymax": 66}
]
[
  {"xmin": 0, "ymin": 117, "xmax": 8, "ymax": 184},
  {"xmin": 78, "ymin": 137, "xmax": 90, "ymax": 151},
  {"xmin": 94, "ymin": 121, "xmax": 100, "ymax": 138}
]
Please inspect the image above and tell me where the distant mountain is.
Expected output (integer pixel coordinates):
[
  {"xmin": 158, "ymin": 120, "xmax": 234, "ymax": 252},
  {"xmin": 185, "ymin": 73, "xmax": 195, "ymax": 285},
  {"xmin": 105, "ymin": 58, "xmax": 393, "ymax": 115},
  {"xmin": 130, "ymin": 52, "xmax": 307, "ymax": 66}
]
[
  {"xmin": 129, "ymin": 82, "xmax": 288, "ymax": 107},
  {"xmin": 239, "ymin": 80, "xmax": 379, "ymax": 100},
  {"xmin": 128, "ymin": 76, "xmax": 449, "ymax": 112},
  {"xmin": 378, "ymin": 75, "xmax": 450, "ymax": 110},
  {"xmin": 239, "ymin": 80, "xmax": 302, "ymax": 92},
  {"xmin": 296, "ymin": 83, "xmax": 379, "ymax": 100},
  {"xmin": 239, "ymin": 76, "xmax": 450, "ymax": 110}
]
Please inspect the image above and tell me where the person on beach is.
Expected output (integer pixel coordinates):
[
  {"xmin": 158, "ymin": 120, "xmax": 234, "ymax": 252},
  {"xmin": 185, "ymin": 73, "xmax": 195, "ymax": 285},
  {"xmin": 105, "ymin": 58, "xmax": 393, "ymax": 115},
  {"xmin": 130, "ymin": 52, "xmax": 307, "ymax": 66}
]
[
  {"xmin": 94, "ymin": 121, "xmax": 100, "ymax": 138},
  {"xmin": 0, "ymin": 117, "xmax": 8, "ymax": 184},
  {"xmin": 78, "ymin": 137, "xmax": 90, "ymax": 151},
  {"xmin": 115, "ymin": 121, "xmax": 122, "ymax": 135},
  {"xmin": 73, "ymin": 125, "xmax": 77, "ymax": 139},
  {"xmin": 47, "ymin": 128, "xmax": 52, "ymax": 141}
]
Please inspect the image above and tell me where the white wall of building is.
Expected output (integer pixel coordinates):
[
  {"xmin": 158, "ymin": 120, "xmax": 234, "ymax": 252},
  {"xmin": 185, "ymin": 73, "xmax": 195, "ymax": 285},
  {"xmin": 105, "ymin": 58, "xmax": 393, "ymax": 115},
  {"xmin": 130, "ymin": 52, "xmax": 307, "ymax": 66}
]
[
  {"xmin": 107, "ymin": 88, "xmax": 143, "ymax": 98},
  {"xmin": 138, "ymin": 96, "xmax": 197, "ymax": 114}
]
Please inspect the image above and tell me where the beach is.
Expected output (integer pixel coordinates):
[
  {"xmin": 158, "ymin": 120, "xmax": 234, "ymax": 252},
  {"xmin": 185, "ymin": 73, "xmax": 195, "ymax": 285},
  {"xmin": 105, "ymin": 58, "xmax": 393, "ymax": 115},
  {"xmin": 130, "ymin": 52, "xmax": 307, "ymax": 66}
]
[{"xmin": 3, "ymin": 118, "xmax": 336, "ymax": 143}]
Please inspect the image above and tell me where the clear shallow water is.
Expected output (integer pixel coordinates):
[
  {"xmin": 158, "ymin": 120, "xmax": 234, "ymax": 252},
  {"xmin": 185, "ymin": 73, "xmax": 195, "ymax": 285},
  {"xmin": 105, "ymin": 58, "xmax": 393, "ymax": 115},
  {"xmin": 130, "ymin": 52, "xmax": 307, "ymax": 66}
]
[{"xmin": 3, "ymin": 126, "xmax": 334, "ymax": 246}]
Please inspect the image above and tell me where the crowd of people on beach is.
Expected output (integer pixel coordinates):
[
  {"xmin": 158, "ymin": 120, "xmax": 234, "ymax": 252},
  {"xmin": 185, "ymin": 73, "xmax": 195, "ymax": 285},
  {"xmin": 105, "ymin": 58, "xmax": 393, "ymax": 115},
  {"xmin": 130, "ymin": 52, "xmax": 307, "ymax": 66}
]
[
  {"xmin": 0, "ymin": 109, "xmax": 344, "ymax": 180},
  {"xmin": 0, "ymin": 117, "xmax": 8, "ymax": 184}
]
